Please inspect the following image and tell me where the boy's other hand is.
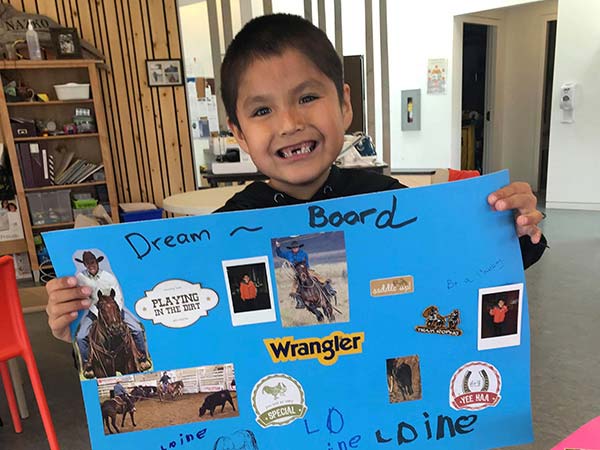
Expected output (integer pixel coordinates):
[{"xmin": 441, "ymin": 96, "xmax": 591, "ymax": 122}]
[
  {"xmin": 275, "ymin": 241, "xmax": 280, "ymax": 248},
  {"xmin": 46, "ymin": 276, "xmax": 92, "ymax": 343},
  {"xmin": 487, "ymin": 181, "xmax": 543, "ymax": 244}
]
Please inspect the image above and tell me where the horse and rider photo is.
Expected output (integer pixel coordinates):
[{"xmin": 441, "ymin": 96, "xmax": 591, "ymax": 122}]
[
  {"xmin": 72, "ymin": 249, "xmax": 152, "ymax": 380},
  {"xmin": 97, "ymin": 364, "xmax": 239, "ymax": 435},
  {"xmin": 386, "ymin": 355, "xmax": 422, "ymax": 404},
  {"xmin": 271, "ymin": 231, "xmax": 350, "ymax": 327}
]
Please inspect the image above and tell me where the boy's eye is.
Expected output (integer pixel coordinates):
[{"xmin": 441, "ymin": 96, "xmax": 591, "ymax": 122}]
[
  {"xmin": 300, "ymin": 94, "xmax": 318, "ymax": 104},
  {"xmin": 252, "ymin": 107, "xmax": 271, "ymax": 117}
]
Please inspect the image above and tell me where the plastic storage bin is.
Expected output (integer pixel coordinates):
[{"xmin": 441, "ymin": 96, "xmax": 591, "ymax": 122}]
[
  {"xmin": 72, "ymin": 198, "xmax": 98, "ymax": 209},
  {"xmin": 54, "ymin": 83, "xmax": 91, "ymax": 100},
  {"xmin": 26, "ymin": 190, "xmax": 73, "ymax": 225},
  {"xmin": 119, "ymin": 208, "xmax": 163, "ymax": 223}
]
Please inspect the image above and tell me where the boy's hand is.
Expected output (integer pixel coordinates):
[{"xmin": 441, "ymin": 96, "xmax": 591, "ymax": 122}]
[
  {"xmin": 46, "ymin": 276, "xmax": 92, "ymax": 343},
  {"xmin": 275, "ymin": 241, "xmax": 280, "ymax": 248},
  {"xmin": 487, "ymin": 182, "xmax": 543, "ymax": 244}
]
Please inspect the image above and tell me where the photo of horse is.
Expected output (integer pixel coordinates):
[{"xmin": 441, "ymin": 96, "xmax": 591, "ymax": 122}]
[
  {"xmin": 97, "ymin": 364, "xmax": 238, "ymax": 435},
  {"xmin": 271, "ymin": 231, "xmax": 349, "ymax": 327},
  {"xmin": 386, "ymin": 355, "xmax": 422, "ymax": 404}
]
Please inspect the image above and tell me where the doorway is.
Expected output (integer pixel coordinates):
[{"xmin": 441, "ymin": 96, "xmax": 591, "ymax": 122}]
[
  {"xmin": 537, "ymin": 20, "xmax": 557, "ymax": 195},
  {"xmin": 461, "ymin": 23, "xmax": 489, "ymax": 174}
]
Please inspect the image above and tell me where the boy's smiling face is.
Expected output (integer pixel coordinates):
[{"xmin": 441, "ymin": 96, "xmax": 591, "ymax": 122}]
[{"xmin": 228, "ymin": 49, "xmax": 352, "ymax": 199}]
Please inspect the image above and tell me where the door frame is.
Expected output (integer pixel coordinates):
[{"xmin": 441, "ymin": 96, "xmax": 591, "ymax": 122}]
[
  {"xmin": 453, "ymin": 13, "xmax": 503, "ymax": 174},
  {"xmin": 532, "ymin": 12, "xmax": 558, "ymax": 192}
]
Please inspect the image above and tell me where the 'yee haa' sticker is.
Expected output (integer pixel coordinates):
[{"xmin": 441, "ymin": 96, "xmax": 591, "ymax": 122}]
[
  {"xmin": 135, "ymin": 279, "xmax": 219, "ymax": 328},
  {"xmin": 449, "ymin": 361, "xmax": 502, "ymax": 411},
  {"xmin": 252, "ymin": 374, "xmax": 307, "ymax": 428}
]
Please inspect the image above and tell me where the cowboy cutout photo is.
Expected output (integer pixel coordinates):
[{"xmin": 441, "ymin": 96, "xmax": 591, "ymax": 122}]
[
  {"xmin": 271, "ymin": 231, "xmax": 350, "ymax": 327},
  {"xmin": 72, "ymin": 250, "xmax": 152, "ymax": 379}
]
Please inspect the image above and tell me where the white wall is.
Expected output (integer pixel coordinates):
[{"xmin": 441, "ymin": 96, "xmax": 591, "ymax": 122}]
[
  {"xmin": 386, "ymin": 0, "xmax": 543, "ymax": 170},
  {"xmin": 180, "ymin": 0, "xmax": 553, "ymax": 173},
  {"xmin": 180, "ymin": 2, "xmax": 214, "ymax": 78},
  {"xmin": 546, "ymin": 0, "xmax": 600, "ymax": 210},
  {"xmin": 491, "ymin": 0, "xmax": 557, "ymax": 188}
]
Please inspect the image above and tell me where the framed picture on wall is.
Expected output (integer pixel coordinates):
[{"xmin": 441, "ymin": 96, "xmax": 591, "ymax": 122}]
[
  {"xmin": 50, "ymin": 28, "xmax": 82, "ymax": 59},
  {"xmin": 146, "ymin": 59, "xmax": 184, "ymax": 87}
]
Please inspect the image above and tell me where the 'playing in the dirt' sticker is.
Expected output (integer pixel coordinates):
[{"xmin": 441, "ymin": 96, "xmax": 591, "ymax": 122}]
[{"xmin": 135, "ymin": 279, "xmax": 218, "ymax": 328}]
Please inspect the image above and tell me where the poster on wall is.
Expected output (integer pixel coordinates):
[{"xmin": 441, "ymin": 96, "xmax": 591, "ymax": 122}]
[
  {"xmin": 44, "ymin": 171, "xmax": 534, "ymax": 450},
  {"xmin": 427, "ymin": 58, "xmax": 448, "ymax": 94},
  {"xmin": 0, "ymin": 197, "xmax": 24, "ymax": 241}
]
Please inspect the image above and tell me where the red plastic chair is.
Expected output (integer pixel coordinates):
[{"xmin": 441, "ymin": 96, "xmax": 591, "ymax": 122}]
[{"xmin": 0, "ymin": 255, "xmax": 59, "ymax": 450}]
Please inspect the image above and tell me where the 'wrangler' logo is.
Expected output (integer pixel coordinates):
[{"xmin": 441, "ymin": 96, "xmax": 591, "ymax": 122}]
[{"xmin": 264, "ymin": 331, "xmax": 365, "ymax": 366}]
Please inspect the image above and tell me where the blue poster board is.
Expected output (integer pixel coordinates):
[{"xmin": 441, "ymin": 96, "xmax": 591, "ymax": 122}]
[{"xmin": 44, "ymin": 171, "xmax": 533, "ymax": 450}]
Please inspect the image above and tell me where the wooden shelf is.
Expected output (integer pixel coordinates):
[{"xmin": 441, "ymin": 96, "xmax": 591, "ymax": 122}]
[
  {"xmin": 24, "ymin": 181, "xmax": 106, "ymax": 192},
  {"xmin": 0, "ymin": 239, "xmax": 28, "ymax": 255},
  {"xmin": 0, "ymin": 60, "xmax": 103, "ymax": 70},
  {"xmin": 7, "ymin": 100, "xmax": 94, "ymax": 107},
  {"xmin": 31, "ymin": 221, "xmax": 74, "ymax": 231},
  {"xmin": 14, "ymin": 133, "xmax": 99, "ymax": 142},
  {"xmin": 0, "ymin": 60, "xmax": 119, "ymax": 278}
]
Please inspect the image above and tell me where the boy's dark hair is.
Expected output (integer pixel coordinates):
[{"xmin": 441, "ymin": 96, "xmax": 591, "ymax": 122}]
[{"xmin": 221, "ymin": 13, "xmax": 344, "ymax": 129}]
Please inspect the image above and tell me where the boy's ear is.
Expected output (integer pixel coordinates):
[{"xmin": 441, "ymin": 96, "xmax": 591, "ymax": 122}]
[
  {"xmin": 342, "ymin": 83, "xmax": 354, "ymax": 131},
  {"xmin": 227, "ymin": 118, "xmax": 251, "ymax": 154}
]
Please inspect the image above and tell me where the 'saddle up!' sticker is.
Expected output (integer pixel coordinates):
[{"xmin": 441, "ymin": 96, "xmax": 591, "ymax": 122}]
[
  {"xmin": 251, "ymin": 374, "xmax": 307, "ymax": 428},
  {"xmin": 449, "ymin": 361, "xmax": 502, "ymax": 411},
  {"xmin": 135, "ymin": 279, "xmax": 218, "ymax": 328},
  {"xmin": 370, "ymin": 276, "xmax": 414, "ymax": 297}
]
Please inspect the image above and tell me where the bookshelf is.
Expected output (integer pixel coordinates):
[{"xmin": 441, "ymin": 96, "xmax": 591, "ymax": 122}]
[{"xmin": 0, "ymin": 60, "xmax": 119, "ymax": 281}]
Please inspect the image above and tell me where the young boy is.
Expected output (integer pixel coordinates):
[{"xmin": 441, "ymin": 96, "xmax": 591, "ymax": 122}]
[
  {"xmin": 239, "ymin": 274, "xmax": 257, "ymax": 301},
  {"xmin": 45, "ymin": 13, "xmax": 546, "ymax": 344},
  {"xmin": 489, "ymin": 299, "xmax": 509, "ymax": 336}
]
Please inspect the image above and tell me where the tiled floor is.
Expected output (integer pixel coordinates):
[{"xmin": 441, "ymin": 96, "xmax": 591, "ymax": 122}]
[{"xmin": 0, "ymin": 208, "xmax": 599, "ymax": 450}]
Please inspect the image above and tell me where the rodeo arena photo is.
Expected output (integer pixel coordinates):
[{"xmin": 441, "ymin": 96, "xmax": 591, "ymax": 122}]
[{"xmin": 96, "ymin": 364, "xmax": 238, "ymax": 434}]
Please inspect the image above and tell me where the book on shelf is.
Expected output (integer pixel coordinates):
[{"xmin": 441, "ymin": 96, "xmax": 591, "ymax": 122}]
[{"xmin": 54, "ymin": 158, "xmax": 104, "ymax": 185}]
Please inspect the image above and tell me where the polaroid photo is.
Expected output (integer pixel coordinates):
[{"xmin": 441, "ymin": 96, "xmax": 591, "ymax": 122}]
[
  {"xmin": 478, "ymin": 283, "xmax": 524, "ymax": 350},
  {"xmin": 222, "ymin": 256, "xmax": 277, "ymax": 326}
]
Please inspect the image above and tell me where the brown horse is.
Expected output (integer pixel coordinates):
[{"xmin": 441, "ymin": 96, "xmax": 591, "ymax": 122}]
[
  {"xmin": 158, "ymin": 380, "xmax": 184, "ymax": 401},
  {"xmin": 423, "ymin": 306, "xmax": 445, "ymax": 329},
  {"xmin": 294, "ymin": 263, "xmax": 335, "ymax": 323},
  {"xmin": 101, "ymin": 395, "xmax": 136, "ymax": 434},
  {"xmin": 88, "ymin": 289, "xmax": 140, "ymax": 378}
]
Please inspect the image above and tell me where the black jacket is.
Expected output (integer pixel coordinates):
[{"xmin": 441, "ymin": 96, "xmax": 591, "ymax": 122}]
[{"xmin": 216, "ymin": 166, "xmax": 546, "ymax": 269}]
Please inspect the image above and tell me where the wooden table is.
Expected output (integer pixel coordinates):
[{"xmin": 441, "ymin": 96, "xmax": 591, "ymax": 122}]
[{"xmin": 163, "ymin": 184, "xmax": 247, "ymax": 215}]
